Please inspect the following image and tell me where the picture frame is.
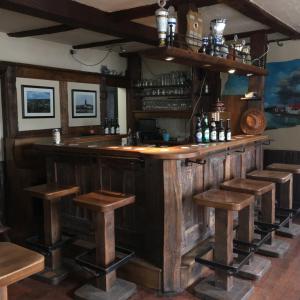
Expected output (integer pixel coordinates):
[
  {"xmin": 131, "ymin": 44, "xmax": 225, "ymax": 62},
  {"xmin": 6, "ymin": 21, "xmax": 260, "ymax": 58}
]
[
  {"xmin": 21, "ymin": 85, "xmax": 55, "ymax": 119},
  {"xmin": 71, "ymin": 89, "xmax": 97, "ymax": 118}
]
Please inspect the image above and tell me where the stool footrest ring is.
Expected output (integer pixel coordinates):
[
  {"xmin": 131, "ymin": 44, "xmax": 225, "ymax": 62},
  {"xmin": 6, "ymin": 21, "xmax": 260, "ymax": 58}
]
[
  {"xmin": 195, "ymin": 246, "xmax": 254, "ymax": 275},
  {"xmin": 25, "ymin": 235, "xmax": 74, "ymax": 256},
  {"xmin": 75, "ymin": 246, "xmax": 134, "ymax": 277}
]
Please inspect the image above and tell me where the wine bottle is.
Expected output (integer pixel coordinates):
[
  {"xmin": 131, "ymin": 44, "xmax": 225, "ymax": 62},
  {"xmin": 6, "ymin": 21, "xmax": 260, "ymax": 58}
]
[
  {"xmin": 195, "ymin": 116, "xmax": 203, "ymax": 144},
  {"xmin": 115, "ymin": 118, "xmax": 120, "ymax": 135},
  {"xmin": 104, "ymin": 118, "xmax": 109, "ymax": 135},
  {"xmin": 210, "ymin": 117, "xmax": 217, "ymax": 142},
  {"xmin": 225, "ymin": 119, "xmax": 232, "ymax": 141},
  {"xmin": 202, "ymin": 114, "xmax": 210, "ymax": 143},
  {"xmin": 110, "ymin": 119, "xmax": 115, "ymax": 135},
  {"xmin": 218, "ymin": 119, "xmax": 225, "ymax": 142}
]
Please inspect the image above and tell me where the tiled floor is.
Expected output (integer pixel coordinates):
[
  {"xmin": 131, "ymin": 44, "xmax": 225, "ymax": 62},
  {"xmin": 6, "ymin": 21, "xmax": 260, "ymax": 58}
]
[{"xmin": 8, "ymin": 220, "xmax": 300, "ymax": 300}]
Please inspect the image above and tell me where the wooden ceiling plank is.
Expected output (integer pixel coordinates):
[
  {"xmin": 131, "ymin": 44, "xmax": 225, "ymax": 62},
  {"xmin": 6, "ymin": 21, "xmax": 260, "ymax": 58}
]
[
  {"xmin": 73, "ymin": 38, "xmax": 129, "ymax": 50},
  {"xmin": 220, "ymin": 0, "xmax": 299, "ymax": 37},
  {"xmin": 0, "ymin": 0, "xmax": 158, "ymax": 45},
  {"xmin": 7, "ymin": 24, "xmax": 77, "ymax": 38}
]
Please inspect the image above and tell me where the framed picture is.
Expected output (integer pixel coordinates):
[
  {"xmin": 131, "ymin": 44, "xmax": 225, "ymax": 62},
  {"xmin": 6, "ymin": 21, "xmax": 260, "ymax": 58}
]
[
  {"xmin": 21, "ymin": 85, "xmax": 55, "ymax": 118},
  {"xmin": 72, "ymin": 89, "xmax": 97, "ymax": 118}
]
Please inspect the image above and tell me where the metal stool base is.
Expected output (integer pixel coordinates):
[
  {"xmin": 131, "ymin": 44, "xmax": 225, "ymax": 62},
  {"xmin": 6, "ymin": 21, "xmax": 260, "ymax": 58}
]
[
  {"xmin": 74, "ymin": 279, "xmax": 136, "ymax": 300},
  {"xmin": 194, "ymin": 275, "xmax": 253, "ymax": 300},
  {"xmin": 276, "ymin": 223, "xmax": 300, "ymax": 239},
  {"xmin": 237, "ymin": 255, "xmax": 271, "ymax": 281},
  {"xmin": 32, "ymin": 266, "xmax": 69, "ymax": 285}
]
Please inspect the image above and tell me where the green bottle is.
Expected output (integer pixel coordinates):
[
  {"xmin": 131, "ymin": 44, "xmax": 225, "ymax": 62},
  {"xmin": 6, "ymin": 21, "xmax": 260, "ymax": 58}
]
[{"xmin": 202, "ymin": 114, "xmax": 210, "ymax": 143}]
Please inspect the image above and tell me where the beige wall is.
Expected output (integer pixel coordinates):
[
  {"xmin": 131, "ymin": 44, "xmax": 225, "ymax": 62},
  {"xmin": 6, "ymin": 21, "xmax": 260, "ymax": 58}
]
[{"xmin": 264, "ymin": 40, "xmax": 300, "ymax": 151}]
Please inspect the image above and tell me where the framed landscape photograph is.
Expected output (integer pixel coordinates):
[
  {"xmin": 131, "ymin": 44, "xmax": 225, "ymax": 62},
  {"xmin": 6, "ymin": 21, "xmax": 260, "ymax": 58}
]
[
  {"xmin": 22, "ymin": 85, "xmax": 55, "ymax": 118},
  {"xmin": 72, "ymin": 89, "xmax": 97, "ymax": 118}
]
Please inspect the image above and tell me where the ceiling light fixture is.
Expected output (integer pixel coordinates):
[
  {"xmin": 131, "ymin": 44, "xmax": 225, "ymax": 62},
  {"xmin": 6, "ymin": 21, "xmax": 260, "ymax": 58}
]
[{"xmin": 228, "ymin": 69, "xmax": 236, "ymax": 74}]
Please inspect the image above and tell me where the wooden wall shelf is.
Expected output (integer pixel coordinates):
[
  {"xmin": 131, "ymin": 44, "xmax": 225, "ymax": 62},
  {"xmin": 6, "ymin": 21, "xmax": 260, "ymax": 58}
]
[
  {"xmin": 133, "ymin": 110, "xmax": 191, "ymax": 119},
  {"xmin": 140, "ymin": 47, "xmax": 268, "ymax": 76}
]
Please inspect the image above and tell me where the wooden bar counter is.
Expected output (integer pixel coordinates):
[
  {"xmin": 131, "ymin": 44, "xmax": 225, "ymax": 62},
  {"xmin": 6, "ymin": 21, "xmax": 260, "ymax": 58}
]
[{"xmin": 35, "ymin": 134, "xmax": 268, "ymax": 293}]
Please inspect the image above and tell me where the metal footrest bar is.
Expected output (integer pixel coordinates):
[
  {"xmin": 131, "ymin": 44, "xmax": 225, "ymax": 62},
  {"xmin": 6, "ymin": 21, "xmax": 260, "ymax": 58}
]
[
  {"xmin": 233, "ymin": 239, "xmax": 256, "ymax": 252},
  {"xmin": 254, "ymin": 229, "xmax": 272, "ymax": 249},
  {"xmin": 26, "ymin": 235, "xmax": 73, "ymax": 256},
  {"xmin": 75, "ymin": 246, "xmax": 134, "ymax": 277},
  {"xmin": 276, "ymin": 207, "xmax": 300, "ymax": 219},
  {"xmin": 255, "ymin": 221, "xmax": 279, "ymax": 231},
  {"xmin": 195, "ymin": 246, "xmax": 254, "ymax": 276}
]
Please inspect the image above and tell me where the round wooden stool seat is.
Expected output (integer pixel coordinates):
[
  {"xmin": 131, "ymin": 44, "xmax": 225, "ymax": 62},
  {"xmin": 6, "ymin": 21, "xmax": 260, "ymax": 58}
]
[
  {"xmin": 74, "ymin": 190, "xmax": 135, "ymax": 212},
  {"xmin": 221, "ymin": 178, "xmax": 274, "ymax": 196},
  {"xmin": 0, "ymin": 242, "xmax": 44, "ymax": 300},
  {"xmin": 193, "ymin": 188, "xmax": 254, "ymax": 211},
  {"xmin": 247, "ymin": 170, "xmax": 292, "ymax": 184},
  {"xmin": 25, "ymin": 184, "xmax": 80, "ymax": 201},
  {"xmin": 266, "ymin": 163, "xmax": 300, "ymax": 174}
]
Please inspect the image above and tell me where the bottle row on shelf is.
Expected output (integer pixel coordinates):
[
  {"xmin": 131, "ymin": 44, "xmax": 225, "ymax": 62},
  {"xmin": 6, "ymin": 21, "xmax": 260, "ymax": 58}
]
[
  {"xmin": 195, "ymin": 114, "xmax": 231, "ymax": 144},
  {"xmin": 142, "ymin": 99, "xmax": 192, "ymax": 111},
  {"xmin": 103, "ymin": 118, "xmax": 120, "ymax": 135}
]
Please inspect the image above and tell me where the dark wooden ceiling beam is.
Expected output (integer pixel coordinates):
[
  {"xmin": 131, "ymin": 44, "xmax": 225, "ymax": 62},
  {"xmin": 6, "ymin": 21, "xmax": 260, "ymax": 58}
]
[
  {"xmin": 220, "ymin": 0, "xmax": 299, "ymax": 37},
  {"xmin": 0, "ymin": 0, "xmax": 157, "ymax": 45},
  {"xmin": 73, "ymin": 38, "xmax": 129, "ymax": 50},
  {"xmin": 224, "ymin": 29, "xmax": 275, "ymax": 41},
  {"xmin": 111, "ymin": 0, "xmax": 218, "ymax": 22},
  {"xmin": 7, "ymin": 24, "xmax": 77, "ymax": 37}
]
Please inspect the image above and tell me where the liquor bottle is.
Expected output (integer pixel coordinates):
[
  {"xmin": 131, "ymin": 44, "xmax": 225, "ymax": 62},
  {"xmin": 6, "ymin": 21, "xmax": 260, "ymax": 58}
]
[
  {"xmin": 104, "ymin": 118, "xmax": 109, "ymax": 135},
  {"xmin": 115, "ymin": 118, "xmax": 120, "ymax": 135},
  {"xmin": 218, "ymin": 119, "xmax": 225, "ymax": 142},
  {"xmin": 210, "ymin": 117, "xmax": 217, "ymax": 142},
  {"xmin": 202, "ymin": 114, "xmax": 210, "ymax": 143},
  {"xmin": 195, "ymin": 116, "xmax": 203, "ymax": 144},
  {"xmin": 225, "ymin": 119, "xmax": 232, "ymax": 141},
  {"xmin": 110, "ymin": 119, "xmax": 115, "ymax": 135}
]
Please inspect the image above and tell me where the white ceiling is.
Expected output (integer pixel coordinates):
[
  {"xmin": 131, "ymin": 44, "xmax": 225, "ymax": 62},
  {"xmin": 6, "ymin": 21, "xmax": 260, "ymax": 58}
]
[{"xmin": 0, "ymin": 1, "xmax": 297, "ymax": 53}]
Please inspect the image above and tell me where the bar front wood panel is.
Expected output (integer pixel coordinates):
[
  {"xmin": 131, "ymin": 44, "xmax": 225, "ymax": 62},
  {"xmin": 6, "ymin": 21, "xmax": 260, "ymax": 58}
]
[{"xmin": 42, "ymin": 140, "xmax": 264, "ymax": 293}]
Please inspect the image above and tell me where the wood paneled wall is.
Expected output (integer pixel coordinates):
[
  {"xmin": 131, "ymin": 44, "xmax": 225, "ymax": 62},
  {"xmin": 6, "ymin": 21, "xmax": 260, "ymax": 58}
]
[{"xmin": 0, "ymin": 61, "xmax": 130, "ymax": 239}]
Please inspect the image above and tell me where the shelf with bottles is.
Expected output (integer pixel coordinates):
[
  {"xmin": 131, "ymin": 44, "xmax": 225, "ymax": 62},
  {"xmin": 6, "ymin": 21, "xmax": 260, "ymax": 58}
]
[
  {"xmin": 133, "ymin": 110, "xmax": 191, "ymax": 119},
  {"xmin": 103, "ymin": 117, "xmax": 121, "ymax": 135}
]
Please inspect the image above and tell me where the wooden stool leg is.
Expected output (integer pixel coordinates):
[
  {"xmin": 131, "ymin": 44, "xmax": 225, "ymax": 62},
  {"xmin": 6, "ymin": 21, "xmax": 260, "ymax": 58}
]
[
  {"xmin": 279, "ymin": 177, "xmax": 293, "ymax": 228},
  {"xmin": 214, "ymin": 208, "xmax": 233, "ymax": 291},
  {"xmin": 0, "ymin": 286, "xmax": 8, "ymax": 300},
  {"xmin": 261, "ymin": 189, "xmax": 275, "ymax": 245},
  {"xmin": 43, "ymin": 199, "xmax": 62, "ymax": 270},
  {"xmin": 95, "ymin": 211, "xmax": 116, "ymax": 292},
  {"xmin": 238, "ymin": 203, "xmax": 254, "ymax": 255}
]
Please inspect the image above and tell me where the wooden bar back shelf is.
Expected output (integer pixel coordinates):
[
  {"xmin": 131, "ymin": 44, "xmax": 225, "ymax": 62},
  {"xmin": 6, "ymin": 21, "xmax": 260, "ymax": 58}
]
[
  {"xmin": 248, "ymin": 169, "xmax": 300, "ymax": 238},
  {"xmin": 221, "ymin": 178, "xmax": 290, "ymax": 258},
  {"xmin": 193, "ymin": 189, "xmax": 254, "ymax": 300},
  {"xmin": 24, "ymin": 184, "xmax": 80, "ymax": 285},
  {"xmin": 73, "ymin": 190, "xmax": 136, "ymax": 300},
  {"xmin": 0, "ymin": 242, "xmax": 44, "ymax": 300}
]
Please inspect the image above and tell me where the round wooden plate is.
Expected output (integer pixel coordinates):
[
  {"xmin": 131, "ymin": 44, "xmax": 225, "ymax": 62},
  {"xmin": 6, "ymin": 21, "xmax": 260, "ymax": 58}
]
[{"xmin": 240, "ymin": 108, "xmax": 266, "ymax": 135}]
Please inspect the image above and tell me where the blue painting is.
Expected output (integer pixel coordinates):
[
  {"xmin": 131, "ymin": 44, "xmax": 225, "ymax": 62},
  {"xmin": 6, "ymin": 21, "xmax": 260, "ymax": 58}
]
[
  {"xmin": 264, "ymin": 59, "xmax": 300, "ymax": 129},
  {"xmin": 222, "ymin": 59, "xmax": 300, "ymax": 129}
]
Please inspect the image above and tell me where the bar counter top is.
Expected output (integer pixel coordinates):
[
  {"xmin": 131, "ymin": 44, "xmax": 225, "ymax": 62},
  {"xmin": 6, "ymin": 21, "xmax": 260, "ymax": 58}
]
[{"xmin": 35, "ymin": 134, "xmax": 269, "ymax": 160}]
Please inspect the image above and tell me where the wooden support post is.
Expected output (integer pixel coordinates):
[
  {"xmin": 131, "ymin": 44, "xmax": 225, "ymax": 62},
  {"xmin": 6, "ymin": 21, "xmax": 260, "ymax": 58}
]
[
  {"xmin": 240, "ymin": 152, "xmax": 246, "ymax": 179},
  {"xmin": 261, "ymin": 189, "xmax": 275, "ymax": 244},
  {"xmin": 214, "ymin": 208, "xmax": 233, "ymax": 291},
  {"xmin": 43, "ymin": 199, "xmax": 62, "ymax": 270},
  {"xmin": 0, "ymin": 286, "xmax": 8, "ymax": 300},
  {"xmin": 95, "ymin": 210, "xmax": 116, "ymax": 291}
]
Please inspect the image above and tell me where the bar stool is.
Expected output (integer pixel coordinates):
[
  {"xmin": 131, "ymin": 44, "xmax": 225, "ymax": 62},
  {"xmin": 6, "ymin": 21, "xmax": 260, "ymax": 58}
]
[
  {"xmin": 247, "ymin": 170, "xmax": 300, "ymax": 238},
  {"xmin": 221, "ymin": 178, "xmax": 290, "ymax": 258},
  {"xmin": 0, "ymin": 242, "xmax": 44, "ymax": 300},
  {"xmin": 193, "ymin": 189, "xmax": 254, "ymax": 300},
  {"xmin": 73, "ymin": 190, "xmax": 136, "ymax": 300},
  {"xmin": 24, "ymin": 183, "xmax": 80, "ymax": 285}
]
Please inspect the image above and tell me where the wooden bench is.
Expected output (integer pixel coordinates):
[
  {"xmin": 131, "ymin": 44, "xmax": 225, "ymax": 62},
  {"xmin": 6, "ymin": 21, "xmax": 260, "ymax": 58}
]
[
  {"xmin": 193, "ymin": 189, "xmax": 255, "ymax": 300},
  {"xmin": 221, "ymin": 178, "xmax": 290, "ymax": 258},
  {"xmin": 24, "ymin": 184, "xmax": 80, "ymax": 285},
  {"xmin": 73, "ymin": 190, "xmax": 136, "ymax": 300},
  {"xmin": 248, "ymin": 170, "xmax": 300, "ymax": 238},
  {"xmin": 0, "ymin": 242, "xmax": 44, "ymax": 300}
]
